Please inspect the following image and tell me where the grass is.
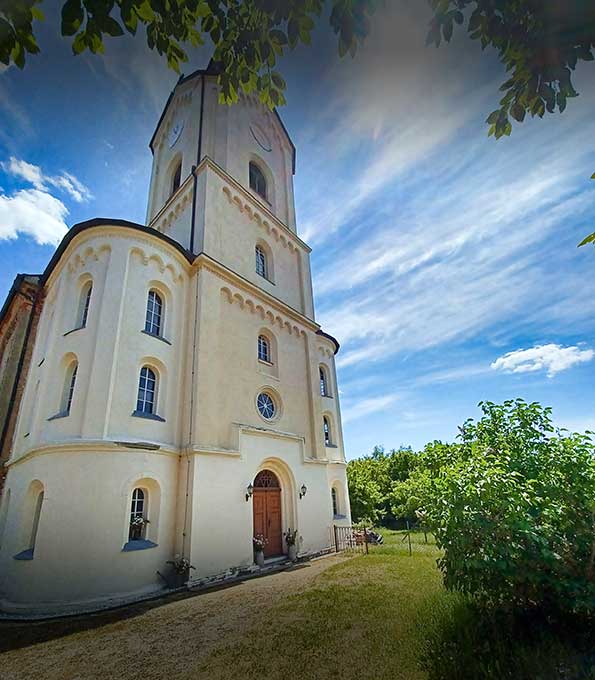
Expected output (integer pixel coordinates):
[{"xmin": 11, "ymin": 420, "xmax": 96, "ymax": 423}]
[
  {"xmin": 1, "ymin": 531, "xmax": 593, "ymax": 680},
  {"xmin": 196, "ymin": 530, "xmax": 595, "ymax": 680}
]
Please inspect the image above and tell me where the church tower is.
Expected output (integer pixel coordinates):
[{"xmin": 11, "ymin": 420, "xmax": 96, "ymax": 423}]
[{"xmin": 0, "ymin": 65, "xmax": 351, "ymax": 614}]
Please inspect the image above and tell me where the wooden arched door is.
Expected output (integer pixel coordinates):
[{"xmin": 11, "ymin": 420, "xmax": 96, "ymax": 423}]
[{"xmin": 253, "ymin": 470, "xmax": 283, "ymax": 558}]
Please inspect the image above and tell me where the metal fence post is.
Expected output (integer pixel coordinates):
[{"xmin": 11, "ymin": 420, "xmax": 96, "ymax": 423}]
[
  {"xmin": 364, "ymin": 526, "xmax": 369, "ymax": 554},
  {"xmin": 334, "ymin": 525, "xmax": 339, "ymax": 553}
]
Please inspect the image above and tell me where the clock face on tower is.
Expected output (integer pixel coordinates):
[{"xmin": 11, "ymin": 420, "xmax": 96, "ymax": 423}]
[
  {"xmin": 168, "ymin": 119, "xmax": 185, "ymax": 148},
  {"xmin": 250, "ymin": 124, "xmax": 272, "ymax": 152}
]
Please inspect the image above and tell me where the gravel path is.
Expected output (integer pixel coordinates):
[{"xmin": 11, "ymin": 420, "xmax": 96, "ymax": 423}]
[{"xmin": 1, "ymin": 554, "xmax": 349, "ymax": 680}]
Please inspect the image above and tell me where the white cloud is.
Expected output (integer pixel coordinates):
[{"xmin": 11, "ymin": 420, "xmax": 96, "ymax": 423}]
[
  {"xmin": 491, "ymin": 344, "xmax": 594, "ymax": 378},
  {"xmin": 0, "ymin": 188, "xmax": 69, "ymax": 246},
  {"xmin": 2, "ymin": 157, "xmax": 92, "ymax": 203},
  {"xmin": 342, "ymin": 394, "xmax": 399, "ymax": 424}
]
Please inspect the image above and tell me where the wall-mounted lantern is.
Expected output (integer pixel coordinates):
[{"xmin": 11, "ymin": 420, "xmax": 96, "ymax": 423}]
[
  {"xmin": 299, "ymin": 484, "xmax": 307, "ymax": 500},
  {"xmin": 245, "ymin": 483, "xmax": 254, "ymax": 501}
]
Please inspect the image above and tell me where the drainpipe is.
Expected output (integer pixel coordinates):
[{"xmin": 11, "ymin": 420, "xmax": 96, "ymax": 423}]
[
  {"xmin": 182, "ymin": 74, "xmax": 206, "ymax": 557},
  {"xmin": 189, "ymin": 74, "xmax": 206, "ymax": 255}
]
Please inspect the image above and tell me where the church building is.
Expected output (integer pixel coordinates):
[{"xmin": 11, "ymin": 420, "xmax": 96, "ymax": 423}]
[{"xmin": 0, "ymin": 64, "xmax": 351, "ymax": 615}]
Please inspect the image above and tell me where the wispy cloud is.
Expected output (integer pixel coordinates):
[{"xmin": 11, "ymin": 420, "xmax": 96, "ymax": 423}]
[
  {"xmin": 491, "ymin": 344, "xmax": 594, "ymax": 378},
  {"xmin": 342, "ymin": 393, "xmax": 399, "ymax": 424},
  {"xmin": 2, "ymin": 157, "xmax": 93, "ymax": 203}
]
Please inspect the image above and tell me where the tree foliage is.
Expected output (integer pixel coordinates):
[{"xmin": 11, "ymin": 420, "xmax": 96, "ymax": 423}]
[
  {"xmin": 0, "ymin": 0, "xmax": 378, "ymax": 108},
  {"xmin": 346, "ymin": 445, "xmax": 419, "ymax": 525},
  {"xmin": 4, "ymin": 0, "xmax": 595, "ymax": 142},
  {"xmin": 421, "ymin": 399, "xmax": 595, "ymax": 615},
  {"xmin": 427, "ymin": 1, "xmax": 595, "ymax": 139}
]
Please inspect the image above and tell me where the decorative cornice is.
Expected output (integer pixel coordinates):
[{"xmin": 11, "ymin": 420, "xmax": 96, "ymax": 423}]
[
  {"xmin": 148, "ymin": 173, "xmax": 194, "ymax": 234},
  {"xmin": 6, "ymin": 439, "xmax": 180, "ymax": 468},
  {"xmin": 195, "ymin": 157, "xmax": 310, "ymax": 253},
  {"xmin": 67, "ymin": 244, "xmax": 111, "ymax": 274},
  {"xmin": 195, "ymin": 253, "xmax": 317, "ymax": 331},
  {"xmin": 220, "ymin": 283, "xmax": 307, "ymax": 340},
  {"xmin": 130, "ymin": 246, "xmax": 184, "ymax": 284}
]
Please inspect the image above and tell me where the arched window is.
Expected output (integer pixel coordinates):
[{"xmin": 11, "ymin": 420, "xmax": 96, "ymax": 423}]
[
  {"xmin": 255, "ymin": 245, "xmax": 267, "ymax": 279},
  {"xmin": 129, "ymin": 488, "xmax": 147, "ymax": 541},
  {"xmin": 249, "ymin": 161, "xmax": 267, "ymax": 200},
  {"xmin": 258, "ymin": 334, "xmax": 271, "ymax": 363},
  {"xmin": 137, "ymin": 367, "xmax": 157, "ymax": 414},
  {"xmin": 145, "ymin": 290, "xmax": 163, "ymax": 337},
  {"xmin": 323, "ymin": 416, "xmax": 332, "ymax": 446},
  {"xmin": 78, "ymin": 282, "xmax": 92, "ymax": 328},
  {"xmin": 171, "ymin": 160, "xmax": 182, "ymax": 196},
  {"xmin": 319, "ymin": 366, "xmax": 329, "ymax": 397},
  {"xmin": 62, "ymin": 360, "xmax": 78, "ymax": 415},
  {"xmin": 29, "ymin": 490, "xmax": 44, "ymax": 553},
  {"xmin": 331, "ymin": 487, "xmax": 339, "ymax": 516}
]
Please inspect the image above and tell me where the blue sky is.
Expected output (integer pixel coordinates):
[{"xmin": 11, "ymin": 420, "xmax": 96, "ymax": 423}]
[{"xmin": 1, "ymin": 1, "xmax": 594, "ymax": 458}]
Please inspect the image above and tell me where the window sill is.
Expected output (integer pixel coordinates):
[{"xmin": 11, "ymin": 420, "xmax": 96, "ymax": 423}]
[
  {"xmin": 333, "ymin": 514, "xmax": 347, "ymax": 521},
  {"xmin": 122, "ymin": 540, "xmax": 158, "ymax": 552},
  {"xmin": 47, "ymin": 411, "xmax": 69, "ymax": 421},
  {"xmin": 63, "ymin": 325, "xmax": 86, "ymax": 337},
  {"xmin": 321, "ymin": 394, "xmax": 333, "ymax": 399},
  {"xmin": 131, "ymin": 411, "xmax": 166, "ymax": 422},
  {"xmin": 325, "ymin": 443, "xmax": 338, "ymax": 449},
  {"xmin": 258, "ymin": 359, "xmax": 274, "ymax": 367},
  {"xmin": 141, "ymin": 330, "xmax": 172, "ymax": 345},
  {"xmin": 13, "ymin": 549, "xmax": 34, "ymax": 561},
  {"xmin": 256, "ymin": 273, "xmax": 275, "ymax": 286}
]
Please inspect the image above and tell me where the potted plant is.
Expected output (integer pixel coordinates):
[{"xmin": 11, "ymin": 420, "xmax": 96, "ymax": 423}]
[
  {"xmin": 284, "ymin": 528, "xmax": 299, "ymax": 562},
  {"xmin": 129, "ymin": 516, "xmax": 150, "ymax": 541},
  {"xmin": 253, "ymin": 534, "xmax": 267, "ymax": 567},
  {"xmin": 166, "ymin": 555, "xmax": 195, "ymax": 587}
]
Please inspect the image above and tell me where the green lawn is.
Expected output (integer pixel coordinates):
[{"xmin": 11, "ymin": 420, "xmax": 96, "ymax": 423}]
[
  {"xmin": 1, "ymin": 531, "xmax": 593, "ymax": 680},
  {"xmin": 198, "ymin": 530, "xmax": 594, "ymax": 680}
]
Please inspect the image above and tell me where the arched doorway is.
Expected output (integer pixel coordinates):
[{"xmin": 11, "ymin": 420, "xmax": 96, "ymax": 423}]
[{"xmin": 252, "ymin": 470, "xmax": 283, "ymax": 558}]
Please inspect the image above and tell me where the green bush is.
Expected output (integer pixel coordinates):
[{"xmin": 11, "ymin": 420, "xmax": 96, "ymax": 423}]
[{"xmin": 425, "ymin": 400, "xmax": 595, "ymax": 615}]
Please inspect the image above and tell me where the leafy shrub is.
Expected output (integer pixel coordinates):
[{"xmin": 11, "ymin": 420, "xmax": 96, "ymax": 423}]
[{"xmin": 425, "ymin": 400, "xmax": 595, "ymax": 615}]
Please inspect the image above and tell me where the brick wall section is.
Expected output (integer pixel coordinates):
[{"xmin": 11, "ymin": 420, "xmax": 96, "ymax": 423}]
[{"xmin": 0, "ymin": 275, "xmax": 43, "ymax": 496}]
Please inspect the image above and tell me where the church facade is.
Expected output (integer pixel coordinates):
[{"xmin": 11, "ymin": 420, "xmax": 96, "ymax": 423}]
[{"xmin": 0, "ymin": 66, "xmax": 351, "ymax": 615}]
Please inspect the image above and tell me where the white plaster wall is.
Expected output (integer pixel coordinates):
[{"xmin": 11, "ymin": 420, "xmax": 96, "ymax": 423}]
[
  {"xmin": 187, "ymin": 430, "xmax": 343, "ymax": 580},
  {"xmin": 147, "ymin": 78, "xmax": 204, "ymax": 228},
  {"xmin": 0, "ymin": 448, "xmax": 178, "ymax": 611},
  {"xmin": 148, "ymin": 77, "xmax": 297, "ymax": 251},
  {"xmin": 199, "ymin": 165, "xmax": 310, "ymax": 317},
  {"xmin": 191, "ymin": 270, "xmax": 323, "ymax": 456},
  {"xmin": 11, "ymin": 229, "xmax": 191, "ymax": 462}
]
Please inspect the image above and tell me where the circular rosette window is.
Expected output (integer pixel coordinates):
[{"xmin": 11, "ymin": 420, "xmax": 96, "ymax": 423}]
[{"xmin": 256, "ymin": 389, "xmax": 281, "ymax": 422}]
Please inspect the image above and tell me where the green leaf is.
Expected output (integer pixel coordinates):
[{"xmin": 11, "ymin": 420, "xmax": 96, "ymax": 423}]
[
  {"xmin": 72, "ymin": 31, "xmax": 87, "ymax": 54},
  {"xmin": 510, "ymin": 103, "xmax": 525, "ymax": 123},
  {"xmin": 10, "ymin": 42, "xmax": 25, "ymax": 69},
  {"xmin": 135, "ymin": 1, "xmax": 154, "ymax": 22},
  {"xmin": 578, "ymin": 232, "xmax": 595, "ymax": 247},
  {"xmin": 62, "ymin": 0, "xmax": 84, "ymax": 36},
  {"xmin": 103, "ymin": 17, "xmax": 124, "ymax": 37},
  {"xmin": 271, "ymin": 71, "xmax": 285, "ymax": 90}
]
